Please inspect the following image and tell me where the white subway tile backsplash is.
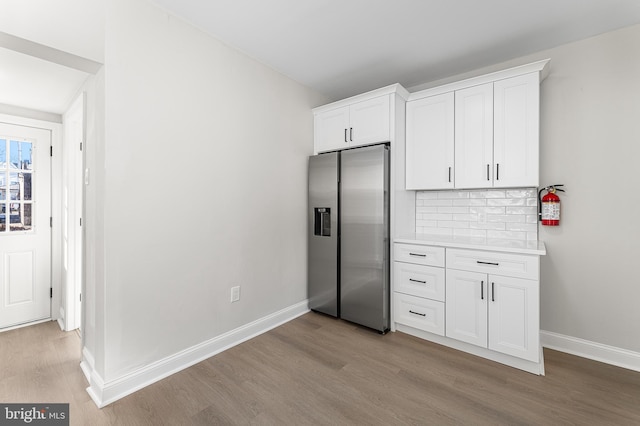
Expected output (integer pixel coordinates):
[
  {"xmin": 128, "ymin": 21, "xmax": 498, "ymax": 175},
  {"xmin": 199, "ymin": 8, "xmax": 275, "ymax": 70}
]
[
  {"xmin": 453, "ymin": 214, "xmax": 478, "ymax": 221},
  {"xmin": 487, "ymin": 214, "xmax": 525, "ymax": 223},
  {"xmin": 453, "ymin": 228, "xmax": 489, "ymax": 238},
  {"xmin": 415, "ymin": 188, "xmax": 539, "ymax": 241},
  {"xmin": 506, "ymin": 189, "xmax": 537, "ymax": 198},
  {"xmin": 506, "ymin": 223, "xmax": 538, "ymax": 232},
  {"xmin": 416, "ymin": 192, "xmax": 439, "ymax": 200},
  {"xmin": 487, "ymin": 198, "xmax": 527, "ymax": 207},
  {"xmin": 423, "ymin": 213, "xmax": 453, "ymax": 221},
  {"xmin": 416, "ymin": 227, "xmax": 453, "ymax": 236},
  {"xmin": 438, "ymin": 191, "xmax": 470, "ymax": 199},
  {"xmin": 506, "ymin": 206, "xmax": 537, "ymax": 215},
  {"xmin": 438, "ymin": 221, "xmax": 469, "ymax": 229},
  {"xmin": 469, "ymin": 191, "xmax": 488, "ymax": 199},
  {"xmin": 416, "ymin": 220, "xmax": 438, "ymax": 228},
  {"xmin": 470, "ymin": 222, "xmax": 506, "ymax": 230},
  {"xmin": 470, "ymin": 207, "xmax": 505, "ymax": 215},
  {"xmin": 439, "ymin": 206, "xmax": 470, "ymax": 214},
  {"xmin": 416, "ymin": 206, "xmax": 438, "ymax": 214},
  {"xmin": 485, "ymin": 190, "xmax": 507, "ymax": 198},
  {"xmin": 487, "ymin": 230, "xmax": 527, "ymax": 240},
  {"xmin": 453, "ymin": 198, "xmax": 486, "ymax": 207},
  {"xmin": 422, "ymin": 199, "xmax": 454, "ymax": 207}
]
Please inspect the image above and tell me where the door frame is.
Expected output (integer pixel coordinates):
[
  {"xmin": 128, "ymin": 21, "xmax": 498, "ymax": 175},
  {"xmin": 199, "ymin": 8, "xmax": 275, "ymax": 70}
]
[
  {"xmin": 62, "ymin": 93, "xmax": 85, "ymax": 331},
  {"xmin": 0, "ymin": 113, "xmax": 62, "ymax": 328}
]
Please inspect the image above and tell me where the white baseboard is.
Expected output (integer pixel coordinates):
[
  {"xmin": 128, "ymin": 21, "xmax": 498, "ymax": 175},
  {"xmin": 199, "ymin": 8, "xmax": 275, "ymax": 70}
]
[
  {"xmin": 85, "ymin": 300, "xmax": 310, "ymax": 408},
  {"xmin": 541, "ymin": 330, "xmax": 640, "ymax": 373},
  {"xmin": 80, "ymin": 347, "xmax": 95, "ymax": 383}
]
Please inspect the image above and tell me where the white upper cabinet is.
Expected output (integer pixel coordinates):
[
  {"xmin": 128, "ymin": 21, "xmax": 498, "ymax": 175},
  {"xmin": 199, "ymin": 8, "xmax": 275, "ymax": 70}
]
[
  {"xmin": 454, "ymin": 83, "xmax": 494, "ymax": 189},
  {"xmin": 493, "ymin": 72, "xmax": 540, "ymax": 188},
  {"xmin": 314, "ymin": 106, "xmax": 350, "ymax": 153},
  {"xmin": 406, "ymin": 92, "xmax": 454, "ymax": 190},
  {"xmin": 405, "ymin": 59, "xmax": 548, "ymax": 190},
  {"xmin": 314, "ymin": 95, "xmax": 390, "ymax": 153},
  {"xmin": 349, "ymin": 96, "xmax": 390, "ymax": 146}
]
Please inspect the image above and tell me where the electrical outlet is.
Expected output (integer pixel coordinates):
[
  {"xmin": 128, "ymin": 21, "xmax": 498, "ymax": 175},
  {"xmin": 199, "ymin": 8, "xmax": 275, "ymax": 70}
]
[{"xmin": 231, "ymin": 286, "xmax": 240, "ymax": 303}]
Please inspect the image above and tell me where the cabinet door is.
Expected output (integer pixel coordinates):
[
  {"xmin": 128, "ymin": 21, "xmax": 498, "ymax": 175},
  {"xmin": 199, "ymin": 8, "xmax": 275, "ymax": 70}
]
[
  {"xmin": 488, "ymin": 275, "xmax": 539, "ymax": 362},
  {"xmin": 493, "ymin": 73, "xmax": 539, "ymax": 188},
  {"xmin": 445, "ymin": 269, "xmax": 487, "ymax": 347},
  {"xmin": 406, "ymin": 93, "xmax": 454, "ymax": 190},
  {"xmin": 314, "ymin": 106, "xmax": 350, "ymax": 153},
  {"xmin": 349, "ymin": 95, "xmax": 390, "ymax": 147},
  {"xmin": 454, "ymin": 83, "xmax": 494, "ymax": 188}
]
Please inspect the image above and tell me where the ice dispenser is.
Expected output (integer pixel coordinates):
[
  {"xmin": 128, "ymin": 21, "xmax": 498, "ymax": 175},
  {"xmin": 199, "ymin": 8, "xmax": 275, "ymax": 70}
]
[{"xmin": 314, "ymin": 208, "xmax": 331, "ymax": 236}]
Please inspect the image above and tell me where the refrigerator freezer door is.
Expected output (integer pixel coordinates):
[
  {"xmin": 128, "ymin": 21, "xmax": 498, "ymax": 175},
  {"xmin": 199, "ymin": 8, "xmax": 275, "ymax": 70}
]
[
  {"xmin": 308, "ymin": 152, "xmax": 339, "ymax": 317},
  {"xmin": 340, "ymin": 145, "xmax": 390, "ymax": 332}
]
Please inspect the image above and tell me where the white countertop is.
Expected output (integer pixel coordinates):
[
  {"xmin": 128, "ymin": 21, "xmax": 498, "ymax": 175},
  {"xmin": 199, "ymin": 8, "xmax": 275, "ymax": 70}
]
[{"xmin": 395, "ymin": 234, "xmax": 546, "ymax": 256}]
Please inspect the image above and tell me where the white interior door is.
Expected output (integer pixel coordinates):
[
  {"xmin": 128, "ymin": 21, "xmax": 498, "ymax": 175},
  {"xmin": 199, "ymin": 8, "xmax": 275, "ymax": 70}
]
[{"xmin": 0, "ymin": 123, "xmax": 51, "ymax": 329}]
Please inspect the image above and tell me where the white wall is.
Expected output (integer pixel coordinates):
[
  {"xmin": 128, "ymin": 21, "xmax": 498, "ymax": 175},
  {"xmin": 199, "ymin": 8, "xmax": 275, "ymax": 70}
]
[
  {"xmin": 411, "ymin": 24, "xmax": 640, "ymax": 353},
  {"xmin": 94, "ymin": 0, "xmax": 326, "ymax": 381}
]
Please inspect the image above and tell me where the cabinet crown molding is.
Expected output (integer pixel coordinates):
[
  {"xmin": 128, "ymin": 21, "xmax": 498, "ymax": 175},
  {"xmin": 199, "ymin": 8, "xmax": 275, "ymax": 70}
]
[
  {"xmin": 408, "ymin": 59, "xmax": 550, "ymax": 101},
  {"xmin": 313, "ymin": 83, "xmax": 409, "ymax": 114}
]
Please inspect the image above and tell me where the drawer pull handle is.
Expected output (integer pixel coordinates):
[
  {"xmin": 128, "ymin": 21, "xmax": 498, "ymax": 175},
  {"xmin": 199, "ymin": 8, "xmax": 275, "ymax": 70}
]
[
  {"xmin": 409, "ymin": 310, "xmax": 426, "ymax": 317},
  {"xmin": 409, "ymin": 253, "xmax": 426, "ymax": 257},
  {"xmin": 477, "ymin": 261, "xmax": 499, "ymax": 266},
  {"xmin": 344, "ymin": 128, "xmax": 348, "ymax": 143},
  {"xmin": 481, "ymin": 280, "xmax": 484, "ymax": 300},
  {"xmin": 409, "ymin": 278, "xmax": 426, "ymax": 284}
]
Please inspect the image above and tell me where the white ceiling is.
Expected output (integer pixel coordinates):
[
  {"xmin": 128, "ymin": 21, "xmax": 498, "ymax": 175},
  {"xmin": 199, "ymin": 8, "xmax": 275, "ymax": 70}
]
[
  {"xmin": 0, "ymin": 0, "xmax": 104, "ymax": 115},
  {"xmin": 152, "ymin": 0, "xmax": 640, "ymax": 100},
  {"xmin": 2, "ymin": 0, "xmax": 640, "ymax": 114}
]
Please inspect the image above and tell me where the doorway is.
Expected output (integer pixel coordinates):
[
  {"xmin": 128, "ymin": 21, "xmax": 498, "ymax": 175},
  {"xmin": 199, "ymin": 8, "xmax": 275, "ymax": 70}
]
[{"xmin": 0, "ymin": 122, "xmax": 52, "ymax": 329}]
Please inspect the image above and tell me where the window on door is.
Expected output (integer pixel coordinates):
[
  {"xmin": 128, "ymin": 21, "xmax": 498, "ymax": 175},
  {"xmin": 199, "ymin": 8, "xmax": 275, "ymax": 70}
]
[{"xmin": 0, "ymin": 138, "xmax": 34, "ymax": 232}]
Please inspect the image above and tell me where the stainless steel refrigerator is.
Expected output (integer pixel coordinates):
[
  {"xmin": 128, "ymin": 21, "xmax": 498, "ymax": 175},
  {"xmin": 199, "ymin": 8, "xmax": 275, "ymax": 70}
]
[{"xmin": 308, "ymin": 144, "xmax": 390, "ymax": 333}]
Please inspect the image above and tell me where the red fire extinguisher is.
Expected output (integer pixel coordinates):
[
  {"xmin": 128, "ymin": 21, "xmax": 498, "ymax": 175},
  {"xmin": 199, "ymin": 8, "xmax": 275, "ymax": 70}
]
[{"xmin": 539, "ymin": 185, "xmax": 565, "ymax": 226}]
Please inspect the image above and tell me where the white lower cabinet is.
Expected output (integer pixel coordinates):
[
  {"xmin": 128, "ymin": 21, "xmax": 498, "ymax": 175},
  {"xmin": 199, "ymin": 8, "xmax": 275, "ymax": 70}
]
[
  {"xmin": 393, "ymin": 243, "xmax": 543, "ymax": 373},
  {"xmin": 395, "ymin": 293, "xmax": 445, "ymax": 336},
  {"xmin": 445, "ymin": 269, "xmax": 539, "ymax": 362},
  {"xmin": 393, "ymin": 243, "xmax": 445, "ymax": 336}
]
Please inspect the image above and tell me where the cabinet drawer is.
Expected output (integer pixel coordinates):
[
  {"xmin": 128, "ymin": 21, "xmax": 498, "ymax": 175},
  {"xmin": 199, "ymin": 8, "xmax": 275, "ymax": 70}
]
[
  {"xmin": 446, "ymin": 248, "xmax": 539, "ymax": 280},
  {"xmin": 394, "ymin": 293, "xmax": 445, "ymax": 336},
  {"xmin": 394, "ymin": 262, "xmax": 445, "ymax": 301},
  {"xmin": 394, "ymin": 243, "xmax": 445, "ymax": 267}
]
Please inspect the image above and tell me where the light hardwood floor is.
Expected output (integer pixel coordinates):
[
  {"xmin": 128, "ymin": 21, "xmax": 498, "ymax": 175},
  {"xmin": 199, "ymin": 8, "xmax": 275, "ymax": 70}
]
[{"xmin": 1, "ymin": 313, "xmax": 640, "ymax": 425}]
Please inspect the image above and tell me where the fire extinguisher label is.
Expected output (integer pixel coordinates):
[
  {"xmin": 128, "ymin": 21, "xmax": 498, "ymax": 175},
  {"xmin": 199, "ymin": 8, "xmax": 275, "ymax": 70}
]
[{"xmin": 542, "ymin": 203, "xmax": 560, "ymax": 220}]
